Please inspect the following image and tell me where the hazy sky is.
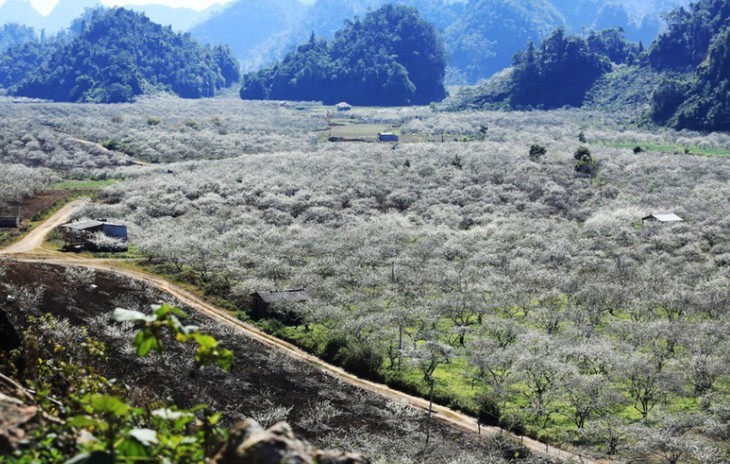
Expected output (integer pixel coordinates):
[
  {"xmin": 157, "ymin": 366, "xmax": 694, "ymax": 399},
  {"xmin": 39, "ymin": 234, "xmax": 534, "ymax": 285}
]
[{"xmin": 8, "ymin": 0, "xmax": 234, "ymax": 16}]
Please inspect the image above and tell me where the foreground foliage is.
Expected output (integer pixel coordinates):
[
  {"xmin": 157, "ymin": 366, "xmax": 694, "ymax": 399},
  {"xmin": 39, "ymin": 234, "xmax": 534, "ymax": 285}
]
[{"xmin": 0, "ymin": 307, "xmax": 231, "ymax": 463}]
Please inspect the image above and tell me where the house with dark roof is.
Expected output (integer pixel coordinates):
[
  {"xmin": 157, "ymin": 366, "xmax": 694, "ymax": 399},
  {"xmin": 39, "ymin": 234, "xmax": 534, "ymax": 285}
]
[
  {"xmin": 378, "ymin": 132, "xmax": 399, "ymax": 142},
  {"xmin": 60, "ymin": 220, "xmax": 127, "ymax": 250},
  {"xmin": 250, "ymin": 289, "xmax": 309, "ymax": 323},
  {"xmin": 0, "ymin": 217, "xmax": 20, "ymax": 228}
]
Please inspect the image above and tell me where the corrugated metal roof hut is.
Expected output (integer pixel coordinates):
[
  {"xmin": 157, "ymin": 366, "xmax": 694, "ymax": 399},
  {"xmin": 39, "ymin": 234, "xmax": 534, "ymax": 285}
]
[
  {"xmin": 60, "ymin": 220, "xmax": 128, "ymax": 249},
  {"xmin": 378, "ymin": 132, "xmax": 399, "ymax": 142},
  {"xmin": 642, "ymin": 213, "xmax": 683, "ymax": 224},
  {"xmin": 250, "ymin": 289, "xmax": 309, "ymax": 323},
  {"xmin": 335, "ymin": 102, "xmax": 352, "ymax": 112}
]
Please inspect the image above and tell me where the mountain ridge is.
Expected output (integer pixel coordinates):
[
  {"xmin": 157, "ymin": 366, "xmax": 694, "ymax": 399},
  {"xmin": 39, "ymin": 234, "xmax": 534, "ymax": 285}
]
[{"xmin": 193, "ymin": 0, "xmax": 690, "ymax": 83}]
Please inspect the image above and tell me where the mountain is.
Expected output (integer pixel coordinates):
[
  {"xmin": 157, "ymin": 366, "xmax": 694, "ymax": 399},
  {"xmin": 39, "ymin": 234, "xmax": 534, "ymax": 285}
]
[
  {"xmin": 445, "ymin": 0, "xmax": 564, "ymax": 83},
  {"xmin": 191, "ymin": 0, "xmax": 307, "ymax": 70},
  {"xmin": 0, "ymin": 0, "xmax": 219, "ymax": 33},
  {"xmin": 43, "ymin": 0, "xmax": 101, "ymax": 32},
  {"xmin": 0, "ymin": 0, "xmax": 44, "ymax": 30},
  {"xmin": 193, "ymin": 0, "xmax": 689, "ymax": 84},
  {"xmin": 448, "ymin": 0, "xmax": 730, "ymax": 132},
  {"xmin": 8, "ymin": 8, "xmax": 240, "ymax": 103},
  {"xmin": 649, "ymin": 0, "xmax": 730, "ymax": 131},
  {"xmin": 125, "ymin": 4, "xmax": 222, "ymax": 32},
  {"xmin": 240, "ymin": 4, "xmax": 447, "ymax": 106}
]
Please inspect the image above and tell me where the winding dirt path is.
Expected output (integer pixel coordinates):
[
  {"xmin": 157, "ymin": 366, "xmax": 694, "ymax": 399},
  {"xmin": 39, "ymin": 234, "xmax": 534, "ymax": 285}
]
[
  {"xmin": 0, "ymin": 199, "xmax": 88, "ymax": 255},
  {"xmin": 1, "ymin": 204, "xmax": 610, "ymax": 464}
]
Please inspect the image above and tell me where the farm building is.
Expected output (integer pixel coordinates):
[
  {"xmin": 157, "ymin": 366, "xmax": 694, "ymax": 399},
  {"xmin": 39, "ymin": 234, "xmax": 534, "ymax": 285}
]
[
  {"xmin": 335, "ymin": 102, "xmax": 352, "ymax": 112},
  {"xmin": 60, "ymin": 220, "xmax": 128, "ymax": 250},
  {"xmin": 642, "ymin": 213, "xmax": 683, "ymax": 224},
  {"xmin": 250, "ymin": 289, "xmax": 309, "ymax": 323},
  {"xmin": 0, "ymin": 217, "xmax": 20, "ymax": 228},
  {"xmin": 378, "ymin": 132, "xmax": 399, "ymax": 142}
]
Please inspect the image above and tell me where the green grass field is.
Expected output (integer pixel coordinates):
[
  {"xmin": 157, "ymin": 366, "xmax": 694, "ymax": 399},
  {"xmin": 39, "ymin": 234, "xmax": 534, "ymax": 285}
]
[
  {"xmin": 603, "ymin": 141, "xmax": 730, "ymax": 157},
  {"xmin": 53, "ymin": 179, "xmax": 122, "ymax": 190}
]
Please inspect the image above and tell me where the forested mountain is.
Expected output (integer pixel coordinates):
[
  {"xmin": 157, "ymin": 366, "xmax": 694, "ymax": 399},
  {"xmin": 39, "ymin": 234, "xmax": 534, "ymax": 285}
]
[
  {"xmin": 193, "ymin": 0, "xmax": 688, "ymax": 83},
  {"xmin": 450, "ymin": 0, "xmax": 730, "ymax": 132},
  {"xmin": 240, "ymin": 4, "xmax": 446, "ymax": 106},
  {"xmin": 448, "ymin": 26, "xmax": 638, "ymax": 110},
  {"xmin": 127, "ymin": 4, "xmax": 220, "ymax": 32},
  {"xmin": 445, "ymin": 0, "xmax": 564, "ymax": 82},
  {"xmin": 4, "ymin": 8, "xmax": 240, "ymax": 103},
  {"xmin": 649, "ymin": 0, "xmax": 730, "ymax": 131},
  {"xmin": 41, "ymin": 0, "xmax": 99, "ymax": 33},
  {"xmin": 0, "ymin": 0, "xmax": 217, "ymax": 32},
  {"xmin": 1, "ymin": 0, "xmax": 687, "ymax": 84},
  {"xmin": 190, "ymin": 0, "xmax": 307, "ymax": 70}
]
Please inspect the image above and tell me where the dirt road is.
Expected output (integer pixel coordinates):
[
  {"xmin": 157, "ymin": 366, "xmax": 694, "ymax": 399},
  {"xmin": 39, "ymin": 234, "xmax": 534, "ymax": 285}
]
[
  {"xmin": 0, "ymin": 199, "xmax": 88, "ymax": 255},
  {"xmin": 2, "ymin": 204, "xmax": 609, "ymax": 464}
]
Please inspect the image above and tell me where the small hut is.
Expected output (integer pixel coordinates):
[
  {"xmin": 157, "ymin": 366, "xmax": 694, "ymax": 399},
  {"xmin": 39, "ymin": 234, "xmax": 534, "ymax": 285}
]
[
  {"xmin": 378, "ymin": 132, "xmax": 399, "ymax": 142},
  {"xmin": 335, "ymin": 102, "xmax": 352, "ymax": 112},
  {"xmin": 60, "ymin": 220, "xmax": 128, "ymax": 250},
  {"xmin": 0, "ymin": 217, "xmax": 20, "ymax": 228},
  {"xmin": 642, "ymin": 213, "xmax": 683, "ymax": 224},
  {"xmin": 250, "ymin": 289, "xmax": 309, "ymax": 323}
]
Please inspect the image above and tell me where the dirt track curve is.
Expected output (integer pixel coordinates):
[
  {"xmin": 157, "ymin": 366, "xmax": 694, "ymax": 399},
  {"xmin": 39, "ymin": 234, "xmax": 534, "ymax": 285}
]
[{"xmin": 1, "ymin": 203, "xmax": 609, "ymax": 464}]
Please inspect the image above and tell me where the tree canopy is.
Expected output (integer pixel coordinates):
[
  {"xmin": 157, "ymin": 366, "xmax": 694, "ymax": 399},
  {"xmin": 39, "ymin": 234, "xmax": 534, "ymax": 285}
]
[
  {"xmin": 6, "ymin": 8, "xmax": 240, "ymax": 103},
  {"xmin": 240, "ymin": 4, "xmax": 447, "ymax": 106},
  {"xmin": 649, "ymin": 0, "xmax": 730, "ymax": 131},
  {"xmin": 510, "ymin": 28, "xmax": 614, "ymax": 108}
]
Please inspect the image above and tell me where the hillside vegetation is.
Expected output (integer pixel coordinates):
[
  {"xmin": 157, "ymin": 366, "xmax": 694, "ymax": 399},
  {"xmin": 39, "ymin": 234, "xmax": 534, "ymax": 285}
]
[
  {"xmin": 451, "ymin": 0, "xmax": 730, "ymax": 132},
  {"xmin": 25, "ymin": 97, "xmax": 724, "ymax": 462},
  {"xmin": 241, "ymin": 5, "xmax": 447, "ymax": 106},
  {"xmin": 3, "ymin": 8, "xmax": 240, "ymax": 103},
  {"xmin": 193, "ymin": 0, "xmax": 684, "ymax": 84},
  {"xmin": 648, "ymin": 0, "xmax": 730, "ymax": 131}
]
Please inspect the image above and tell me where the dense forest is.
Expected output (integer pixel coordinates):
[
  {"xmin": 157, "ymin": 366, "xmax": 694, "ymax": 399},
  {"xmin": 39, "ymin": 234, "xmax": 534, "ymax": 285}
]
[
  {"xmin": 240, "ymin": 4, "xmax": 447, "ymax": 106},
  {"xmin": 648, "ymin": 0, "xmax": 730, "ymax": 131},
  {"xmin": 1, "ymin": 8, "xmax": 240, "ymax": 103},
  {"xmin": 451, "ymin": 0, "xmax": 730, "ymax": 132},
  {"xmin": 192, "ymin": 0, "xmax": 682, "ymax": 84}
]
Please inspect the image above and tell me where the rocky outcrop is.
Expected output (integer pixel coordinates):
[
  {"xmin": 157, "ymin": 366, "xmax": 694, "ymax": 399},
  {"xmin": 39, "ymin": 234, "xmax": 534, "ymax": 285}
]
[{"xmin": 214, "ymin": 419, "xmax": 369, "ymax": 464}]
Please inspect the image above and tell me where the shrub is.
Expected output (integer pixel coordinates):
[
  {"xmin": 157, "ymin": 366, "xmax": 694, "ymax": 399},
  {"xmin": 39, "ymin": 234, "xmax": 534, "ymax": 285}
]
[
  {"xmin": 574, "ymin": 146, "xmax": 592, "ymax": 161},
  {"xmin": 322, "ymin": 335, "xmax": 383, "ymax": 381},
  {"xmin": 147, "ymin": 117, "xmax": 161, "ymax": 126},
  {"xmin": 529, "ymin": 144, "xmax": 547, "ymax": 160},
  {"xmin": 476, "ymin": 393, "xmax": 502, "ymax": 427}
]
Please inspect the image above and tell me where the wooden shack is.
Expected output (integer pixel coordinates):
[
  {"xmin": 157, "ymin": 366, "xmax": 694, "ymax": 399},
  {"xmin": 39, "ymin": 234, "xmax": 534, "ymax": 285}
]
[
  {"xmin": 60, "ymin": 219, "xmax": 128, "ymax": 250},
  {"xmin": 378, "ymin": 132, "xmax": 399, "ymax": 142},
  {"xmin": 0, "ymin": 217, "xmax": 20, "ymax": 228},
  {"xmin": 250, "ymin": 289, "xmax": 309, "ymax": 323}
]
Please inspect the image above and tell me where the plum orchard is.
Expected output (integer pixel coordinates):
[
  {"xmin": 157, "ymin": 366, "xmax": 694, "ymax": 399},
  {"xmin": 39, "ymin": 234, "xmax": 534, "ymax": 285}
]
[
  {"xmin": 0, "ymin": 164, "xmax": 56, "ymax": 206},
  {"xmin": 76, "ymin": 105, "xmax": 730, "ymax": 461}
]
